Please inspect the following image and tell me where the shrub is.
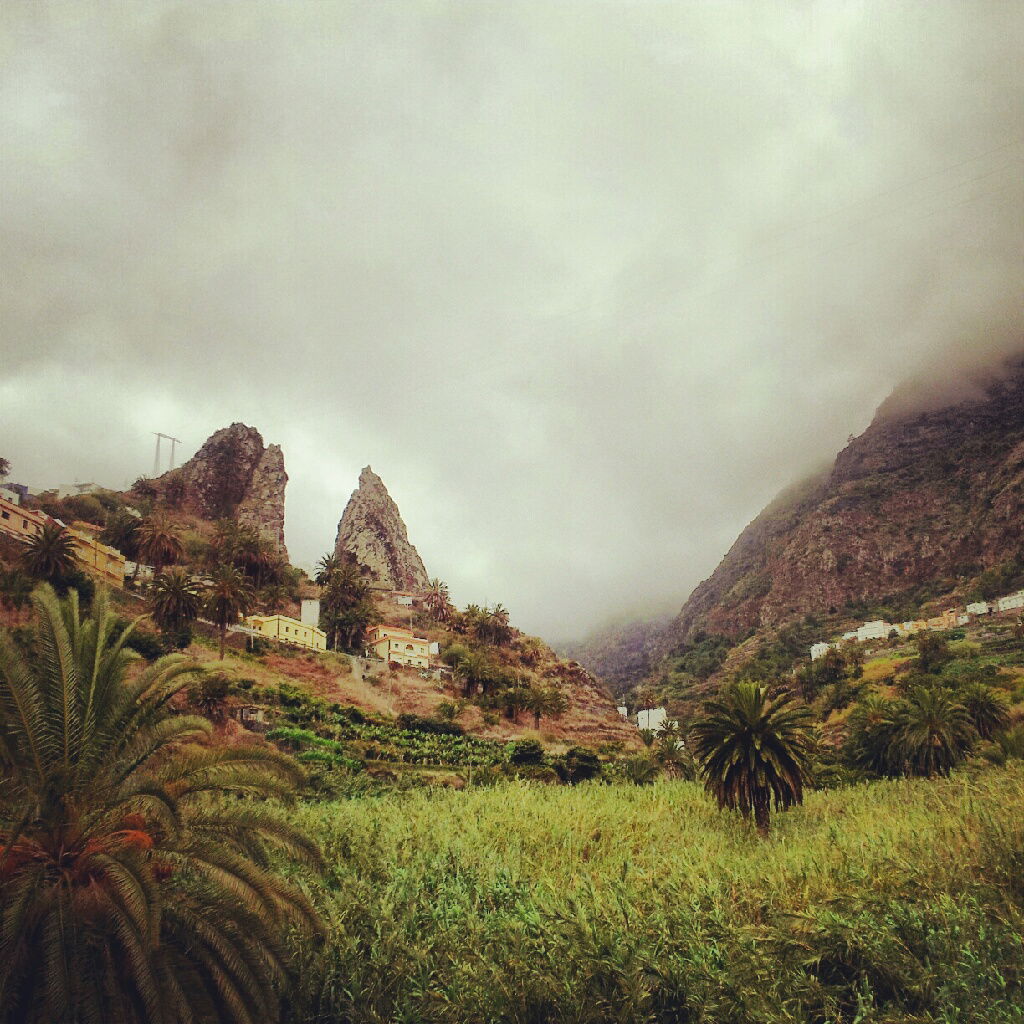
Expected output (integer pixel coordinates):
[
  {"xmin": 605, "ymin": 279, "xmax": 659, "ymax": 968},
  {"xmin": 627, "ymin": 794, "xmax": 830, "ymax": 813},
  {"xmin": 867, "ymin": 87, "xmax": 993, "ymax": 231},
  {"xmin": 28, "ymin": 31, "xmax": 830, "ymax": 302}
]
[
  {"xmin": 509, "ymin": 739, "xmax": 545, "ymax": 766},
  {"xmin": 556, "ymin": 746, "xmax": 602, "ymax": 784}
]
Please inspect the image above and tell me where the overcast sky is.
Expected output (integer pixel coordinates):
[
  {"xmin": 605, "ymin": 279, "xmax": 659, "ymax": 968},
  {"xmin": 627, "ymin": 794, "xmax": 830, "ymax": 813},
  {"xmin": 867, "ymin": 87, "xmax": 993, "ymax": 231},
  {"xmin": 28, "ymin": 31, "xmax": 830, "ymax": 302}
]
[{"xmin": 1, "ymin": 1, "xmax": 1021, "ymax": 642}]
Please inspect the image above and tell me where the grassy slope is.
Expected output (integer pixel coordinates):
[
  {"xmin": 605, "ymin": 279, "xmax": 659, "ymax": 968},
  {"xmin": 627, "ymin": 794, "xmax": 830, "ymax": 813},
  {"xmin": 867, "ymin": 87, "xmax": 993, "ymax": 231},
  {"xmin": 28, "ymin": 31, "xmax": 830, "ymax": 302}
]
[{"xmin": 288, "ymin": 767, "xmax": 1024, "ymax": 1023}]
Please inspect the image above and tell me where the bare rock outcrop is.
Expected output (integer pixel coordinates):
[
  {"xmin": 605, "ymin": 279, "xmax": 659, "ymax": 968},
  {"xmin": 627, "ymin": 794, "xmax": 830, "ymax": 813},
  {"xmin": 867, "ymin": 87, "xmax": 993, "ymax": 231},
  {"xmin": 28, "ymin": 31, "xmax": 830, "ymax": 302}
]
[
  {"xmin": 236, "ymin": 444, "xmax": 288, "ymax": 556},
  {"xmin": 155, "ymin": 423, "xmax": 288, "ymax": 558},
  {"xmin": 333, "ymin": 467, "xmax": 429, "ymax": 590}
]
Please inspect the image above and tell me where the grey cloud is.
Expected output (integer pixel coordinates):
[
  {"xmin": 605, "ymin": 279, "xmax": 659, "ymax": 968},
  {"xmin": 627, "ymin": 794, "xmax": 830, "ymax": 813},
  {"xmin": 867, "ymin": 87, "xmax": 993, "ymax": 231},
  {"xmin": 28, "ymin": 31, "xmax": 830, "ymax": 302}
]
[{"xmin": 1, "ymin": 0, "xmax": 1021, "ymax": 640}]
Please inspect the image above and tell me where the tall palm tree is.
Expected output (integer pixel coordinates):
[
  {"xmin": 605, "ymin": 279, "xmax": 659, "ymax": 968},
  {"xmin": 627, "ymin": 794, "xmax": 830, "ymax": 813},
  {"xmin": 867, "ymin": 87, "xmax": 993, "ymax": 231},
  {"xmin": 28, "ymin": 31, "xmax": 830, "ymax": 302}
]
[
  {"xmin": 689, "ymin": 682, "xmax": 815, "ymax": 837},
  {"xmin": 896, "ymin": 685, "xmax": 976, "ymax": 776},
  {"xmin": 0, "ymin": 585, "xmax": 320, "ymax": 1024},
  {"xmin": 136, "ymin": 514, "xmax": 183, "ymax": 575},
  {"xmin": 150, "ymin": 567, "xmax": 202, "ymax": 635},
  {"xmin": 203, "ymin": 564, "xmax": 253, "ymax": 659},
  {"xmin": 20, "ymin": 521, "xmax": 79, "ymax": 586},
  {"xmin": 425, "ymin": 578, "xmax": 452, "ymax": 623},
  {"xmin": 958, "ymin": 682, "xmax": 1011, "ymax": 741}
]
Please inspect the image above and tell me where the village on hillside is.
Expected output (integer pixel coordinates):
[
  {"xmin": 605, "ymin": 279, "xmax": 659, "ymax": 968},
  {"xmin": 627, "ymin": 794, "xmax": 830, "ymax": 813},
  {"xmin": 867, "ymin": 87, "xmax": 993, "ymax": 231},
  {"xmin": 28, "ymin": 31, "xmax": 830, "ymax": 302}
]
[{"xmin": 810, "ymin": 589, "xmax": 1024, "ymax": 661}]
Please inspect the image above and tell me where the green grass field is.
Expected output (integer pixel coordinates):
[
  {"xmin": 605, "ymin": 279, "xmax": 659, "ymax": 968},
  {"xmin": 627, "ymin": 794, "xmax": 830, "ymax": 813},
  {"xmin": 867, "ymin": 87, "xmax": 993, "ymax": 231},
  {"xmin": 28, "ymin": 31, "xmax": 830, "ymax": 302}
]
[{"xmin": 284, "ymin": 766, "xmax": 1024, "ymax": 1023}]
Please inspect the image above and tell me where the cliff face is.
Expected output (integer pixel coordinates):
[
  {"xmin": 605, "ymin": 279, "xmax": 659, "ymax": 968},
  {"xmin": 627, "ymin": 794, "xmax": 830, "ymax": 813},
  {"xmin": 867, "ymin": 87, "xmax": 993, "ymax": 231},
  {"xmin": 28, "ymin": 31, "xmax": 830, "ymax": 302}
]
[
  {"xmin": 235, "ymin": 444, "xmax": 288, "ymax": 556},
  {"xmin": 665, "ymin": 354, "xmax": 1024, "ymax": 648},
  {"xmin": 333, "ymin": 467, "xmax": 429, "ymax": 590},
  {"xmin": 157, "ymin": 423, "xmax": 289, "ymax": 557}
]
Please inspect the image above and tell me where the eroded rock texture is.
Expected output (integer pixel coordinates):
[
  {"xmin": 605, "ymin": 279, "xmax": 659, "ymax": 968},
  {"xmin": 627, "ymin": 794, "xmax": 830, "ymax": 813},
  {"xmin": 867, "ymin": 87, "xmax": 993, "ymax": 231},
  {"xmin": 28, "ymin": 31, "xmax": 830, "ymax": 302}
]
[{"xmin": 333, "ymin": 466, "xmax": 429, "ymax": 590}]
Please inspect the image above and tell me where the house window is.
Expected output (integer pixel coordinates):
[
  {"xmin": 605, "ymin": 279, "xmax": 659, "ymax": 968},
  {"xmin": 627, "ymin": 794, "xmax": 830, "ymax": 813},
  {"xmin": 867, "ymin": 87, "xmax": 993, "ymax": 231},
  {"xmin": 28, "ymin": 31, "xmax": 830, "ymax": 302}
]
[
  {"xmin": 406, "ymin": 644, "xmax": 413, "ymax": 650},
  {"xmin": 1, "ymin": 511, "xmax": 8, "ymax": 520}
]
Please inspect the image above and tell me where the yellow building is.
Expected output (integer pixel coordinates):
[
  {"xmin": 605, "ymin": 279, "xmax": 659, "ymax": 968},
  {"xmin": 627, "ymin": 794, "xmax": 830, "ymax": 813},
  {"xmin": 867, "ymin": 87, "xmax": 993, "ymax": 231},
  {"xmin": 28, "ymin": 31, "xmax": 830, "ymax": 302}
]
[
  {"xmin": 67, "ymin": 527, "xmax": 127, "ymax": 588},
  {"xmin": 366, "ymin": 624, "xmax": 430, "ymax": 668},
  {"xmin": 246, "ymin": 614, "xmax": 327, "ymax": 652},
  {"xmin": 0, "ymin": 494, "xmax": 47, "ymax": 543}
]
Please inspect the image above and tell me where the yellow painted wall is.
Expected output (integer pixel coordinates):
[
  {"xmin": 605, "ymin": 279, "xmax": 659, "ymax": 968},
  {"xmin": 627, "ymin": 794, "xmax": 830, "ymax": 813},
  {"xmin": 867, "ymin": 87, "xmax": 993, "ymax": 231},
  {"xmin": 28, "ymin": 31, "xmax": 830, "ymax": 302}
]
[
  {"xmin": 68, "ymin": 529, "xmax": 126, "ymax": 588},
  {"xmin": 246, "ymin": 614, "xmax": 327, "ymax": 652},
  {"xmin": 0, "ymin": 496, "xmax": 47, "ymax": 543}
]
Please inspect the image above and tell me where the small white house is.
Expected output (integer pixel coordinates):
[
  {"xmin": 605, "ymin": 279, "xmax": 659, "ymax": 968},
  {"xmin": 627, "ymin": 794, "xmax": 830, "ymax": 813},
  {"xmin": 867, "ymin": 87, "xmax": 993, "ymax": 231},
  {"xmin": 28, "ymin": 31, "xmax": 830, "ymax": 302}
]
[
  {"xmin": 966, "ymin": 601, "xmax": 991, "ymax": 616},
  {"xmin": 637, "ymin": 707, "xmax": 668, "ymax": 733},
  {"xmin": 957, "ymin": 613, "xmax": 970, "ymax": 626},
  {"xmin": 996, "ymin": 592, "xmax": 1024, "ymax": 613},
  {"xmin": 429, "ymin": 641, "xmax": 440, "ymax": 655},
  {"xmin": 300, "ymin": 599, "xmax": 321, "ymax": 626},
  {"xmin": 842, "ymin": 631, "xmax": 858, "ymax": 641},
  {"xmin": 810, "ymin": 642, "xmax": 833, "ymax": 661},
  {"xmin": 617, "ymin": 705, "xmax": 628, "ymax": 718},
  {"xmin": 857, "ymin": 620, "xmax": 893, "ymax": 642}
]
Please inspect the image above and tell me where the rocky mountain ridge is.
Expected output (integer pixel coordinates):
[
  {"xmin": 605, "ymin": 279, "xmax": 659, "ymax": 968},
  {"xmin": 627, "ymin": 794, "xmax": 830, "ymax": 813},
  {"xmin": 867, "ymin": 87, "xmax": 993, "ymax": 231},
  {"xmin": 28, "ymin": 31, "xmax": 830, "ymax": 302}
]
[
  {"xmin": 334, "ymin": 467, "xmax": 429, "ymax": 590},
  {"xmin": 665, "ymin": 353, "xmax": 1024, "ymax": 650}
]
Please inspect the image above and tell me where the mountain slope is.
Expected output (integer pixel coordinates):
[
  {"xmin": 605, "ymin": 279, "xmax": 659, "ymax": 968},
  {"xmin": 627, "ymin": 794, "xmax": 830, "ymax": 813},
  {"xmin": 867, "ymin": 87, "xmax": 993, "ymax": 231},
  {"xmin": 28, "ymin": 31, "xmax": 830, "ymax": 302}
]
[{"xmin": 665, "ymin": 354, "xmax": 1024, "ymax": 649}]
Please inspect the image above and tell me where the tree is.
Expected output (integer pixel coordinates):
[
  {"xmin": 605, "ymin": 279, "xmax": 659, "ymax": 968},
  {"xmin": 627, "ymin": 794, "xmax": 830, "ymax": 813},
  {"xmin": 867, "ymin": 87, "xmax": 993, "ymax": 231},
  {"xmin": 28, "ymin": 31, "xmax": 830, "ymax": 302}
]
[
  {"xmin": 100, "ymin": 509, "xmax": 141, "ymax": 560},
  {"xmin": 203, "ymin": 564, "xmax": 253, "ymax": 659},
  {"xmin": 150, "ymin": 567, "xmax": 201, "ymax": 636},
  {"xmin": 623, "ymin": 755, "xmax": 661, "ymax": 786},
  {"xmin": 425, "ymin": 578, "xmax": 453, "ymax": 623},
  {"xmin": 897, "ymin": 686, "xmax": 976, "ymax": 776},
  {"xmin": 136, "ymin": 514, "xmax": 183, "ymax": 575},
  {"xmin": 20, "ymin": 521, "xmax": 79, "ymax": 588},
  {"xmin": 314, "ymin": 552, "xmax": 338, "ymax": 587},
  {"xmin": 558, "ymin": 746, "xmax": 602, "ymax": 785},
  {"xmin": 321, "ymin": 563, "xmax": 376, "ymax": 652},
  {"xmin": 526, "ymin": 685, "xmax": 568, "ymax": 729},
  {"xmin": 689, "ymin": 682, "xmax": 815, "ymax": 837},
  {"xmin": 0, "ymin": 585, "xmax": 320, "ymax": 1024},
  {"xmin": 915, "ymin": 631, "xmax": 952, "ymax": 674},
  {"xmin": 0, "ymin": 457, "xmax": 9, "ymax": 479},
  {"xmin": 191, "ymin": 672, "xmax": 231, "ymax": 722},
  {"xmin": 845, "ymin": 695, "xmax": 904, "ymax": 777},
  {"xmin": 958, "ymin": 682, "xmax": 1010, "ymax": 741}
]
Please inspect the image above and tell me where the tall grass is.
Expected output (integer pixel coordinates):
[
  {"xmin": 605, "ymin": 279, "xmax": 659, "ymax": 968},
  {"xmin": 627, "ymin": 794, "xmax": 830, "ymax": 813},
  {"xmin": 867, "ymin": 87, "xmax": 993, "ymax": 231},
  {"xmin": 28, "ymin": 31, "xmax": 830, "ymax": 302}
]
[{"xmin": 285, "ymin": 767, "xmax": 1024, "ymax": 1023}]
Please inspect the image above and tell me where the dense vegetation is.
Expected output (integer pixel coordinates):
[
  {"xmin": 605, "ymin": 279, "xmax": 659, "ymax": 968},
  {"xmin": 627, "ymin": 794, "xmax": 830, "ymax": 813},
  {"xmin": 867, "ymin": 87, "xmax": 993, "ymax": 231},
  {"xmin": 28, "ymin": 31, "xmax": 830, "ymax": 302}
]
[{"xmin": 284, "ymin": 770, "xmax": 1024, "ymax": 1023}]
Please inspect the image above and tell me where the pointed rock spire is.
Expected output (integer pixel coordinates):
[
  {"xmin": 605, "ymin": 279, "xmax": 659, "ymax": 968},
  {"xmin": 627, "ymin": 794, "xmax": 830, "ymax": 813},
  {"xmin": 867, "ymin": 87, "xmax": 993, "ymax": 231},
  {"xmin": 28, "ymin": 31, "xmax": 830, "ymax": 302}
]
[{"xmin": 333, "ymin": 466, "xmax": 429, "ymax": 590}]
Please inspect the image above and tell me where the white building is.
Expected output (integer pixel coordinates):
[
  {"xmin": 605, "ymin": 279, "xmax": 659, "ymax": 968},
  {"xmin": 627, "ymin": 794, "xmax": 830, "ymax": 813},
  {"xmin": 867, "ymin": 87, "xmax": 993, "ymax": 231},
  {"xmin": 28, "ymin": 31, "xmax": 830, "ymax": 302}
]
[
  {"xmin": 996, "ymin": 592, "xmax": 1024, "ymax": 613},
  {"xmin": 957, "ymin": 613, "xmax": 970, "ymax": 626},
  {"xmin": 810, "ymin": 642, "xmax": 833, "ymax": 661},
  {"xmin": 617, "ymin": 705, "xmax": 628, "ymax": 718},
  {"xmin": 300, "ymin": 598, "xmax": 321, "ymax": 626},
  {"xmin": 637, "ymin": 707, "xmax": 668, "ymax": 733},
  {"xmin": 57, "ymin": 481, "xmax": 102, "ymax": 500},
  {"xmin": 857, "ymin": 620, "xmax": 893, "ymax": 642},
  {"xmin": 966, "ymin": 601, "xmax": 991, "ymax": 616},
  {"xmin": 842, "ymin": 631, "xmax": 858, "ymax": 641}
]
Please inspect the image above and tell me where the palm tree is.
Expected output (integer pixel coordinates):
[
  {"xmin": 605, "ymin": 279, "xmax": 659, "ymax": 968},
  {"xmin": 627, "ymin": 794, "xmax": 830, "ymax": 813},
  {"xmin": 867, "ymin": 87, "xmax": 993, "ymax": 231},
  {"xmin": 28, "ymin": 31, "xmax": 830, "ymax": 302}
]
[
  {"xmin": 896, "ymin": 686, "xmax": 976, "ymax": 776},
  {"xmin": 845, "ymin": 695, "xmax": 903, "ymax": 777},
  {"xmin": 958, "ymin": 682, "xmax": 1010, "ymax": 741},
  {"xmin": 689, "ymin": 682, "xmax": 815, "ymax": 837},
  {"xmin": 314, "ymin": 552, "xmax": 338, "ymax": 587},
  {"xmin": 425, "ymin": 578, "xmax": 452, "ymax": 623},
  {"xmin": 150, "ymin": 567, "xmax": 201, "ymax": 635},
  {"xmin": 136, "ymin": 514, "xmax": 183, "ymax": 575},
  {"xmin": 0, "ymin": 585, "xmax": 320, "ymax": 1024},
  {"xmin": 100, "ymin": 509, "xmax": 141, "ymax": 560},
  {"xmin": 204, "ymin": 564, "xmax": 253, "ymax": 659},
  {"xmin": 20, "ymin": 521, "xmax": 79, "ymax": 586}
]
